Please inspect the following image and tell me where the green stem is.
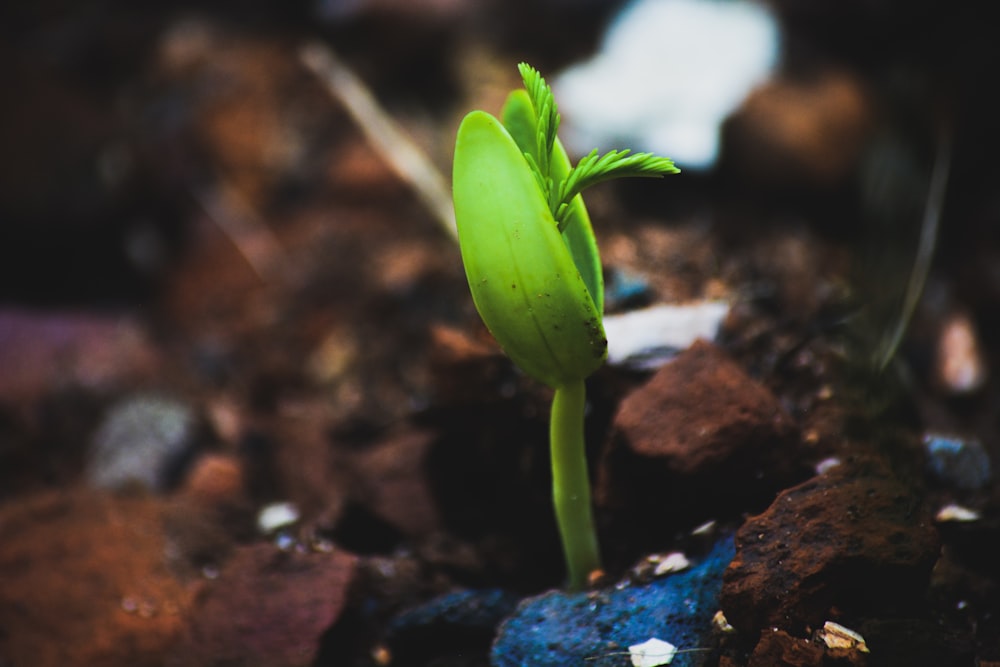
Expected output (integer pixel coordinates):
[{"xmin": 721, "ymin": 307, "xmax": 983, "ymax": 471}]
[{"xmin": 550, "ymin": 379, "xmax": 602, "ymax": 589}]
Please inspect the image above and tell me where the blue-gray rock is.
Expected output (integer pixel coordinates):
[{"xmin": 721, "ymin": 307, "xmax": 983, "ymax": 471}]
[
  {"xmin": 492, "ymin": 534, "xmax": 734, "ymax": 667},
  {"xmin": 604, "ymin": 267, "xmax": 653, "ymax": 312},
  {"xmin": 88, "ymin": 394, "xmax": 201, "ymax": 492},
  {"xmin": 924, "ymin": 433, "xmax": 992, "ymax": 491},
  {"xmin": 386, "ymin": 588, "xmax": 522, "ymax": 662}
]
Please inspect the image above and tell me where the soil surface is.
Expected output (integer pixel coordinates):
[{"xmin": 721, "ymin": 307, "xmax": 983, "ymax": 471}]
[{"xmin": 2, "ymin": 2, "xmax": 999, "ymax": 667}]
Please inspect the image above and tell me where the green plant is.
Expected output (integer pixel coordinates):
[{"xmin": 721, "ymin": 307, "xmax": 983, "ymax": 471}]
[{"xmin": 452, "ymin": 63, "xmax": 679, "ymax": 589}]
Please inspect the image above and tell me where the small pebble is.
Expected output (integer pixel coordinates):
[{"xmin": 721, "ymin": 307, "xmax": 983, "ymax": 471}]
[
  {"xmin": 653, "ymin": 552, "xmax": 691, "ymax": 576},
  {"xmin": 605, "ymin": 267, "xmax": 653, "ymax": 311},
  {"xmin": 815, "ymin": 457, "xmax": 841, "ymax": 475},
  {"xmin": 629, "ymin": 637, "xmax": 677, "ymax": 667},
  {"xmin": 815, "ymin": 621, "xmax": 869, "ymax": 653},
  {"xmin": 371, "ymin": 645, "xmax": 392, "ymax": 666},
  {"xmin": 88, "ymin": 394, "xmax": 200, "ymax": 492},
  {"xmin": 936, "ymin": 312, "xmax": 987, "ymax": 394},
  {"xmin": 935, "ymin": 503, "xmax": 981, "ymax": 523},
  {"xmin": 181, "ymin": 453, "xmax": 244, "ymax": 507},
  {"xmin": 712, "ymin": 610, "xmax": 735, "ymax": 633},
  {"xmin": 924, "ymin": 434, "xmax": 992, "ymax": 490},
  {"xmin": 257, "ymin": 501, "xmax": 300, "ymax": 534}
]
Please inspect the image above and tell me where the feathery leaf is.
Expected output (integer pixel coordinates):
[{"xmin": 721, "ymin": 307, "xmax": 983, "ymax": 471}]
[
  {"xmin": 555, "ymin": 149, "xmax": 679, "ymax": 229},
  {"xmin": 518, "ymin": 62, "xmax": 560, "ymax": 181},
  {"xmin": 514, "ymin": 62, "xmax": 680, "ymax": 231}
]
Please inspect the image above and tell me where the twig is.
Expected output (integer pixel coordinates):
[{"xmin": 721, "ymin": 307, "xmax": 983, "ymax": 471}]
[
  {"xmin": 876, "ymin": 121, "xmax": 952, "ymax": 371},
  {"xmin": 192, "ymin": 180, "xmax": 292, "ymax": 286},
  {"xmin": 300, "ymin": 41, "xmax": 458, "ymax": 240}
]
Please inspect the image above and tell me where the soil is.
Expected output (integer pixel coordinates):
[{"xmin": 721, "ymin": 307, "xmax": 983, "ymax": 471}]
[{"xmin": 2, "ymin": 2, "xmax": 999, "ymax": 667}]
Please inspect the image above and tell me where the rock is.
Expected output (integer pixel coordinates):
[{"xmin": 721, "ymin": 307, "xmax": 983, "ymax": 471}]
[
  {"xmin": 350, "ymin": 428, "xmax": 443, "ymax": 539},
  {"xmin": 923, "ymin": 433, "xmax": 992, "ymax": 491},
  {"xmin": 720, "ymin": 458, "xmax": 941, "ymax": 638},
  {"xmin": 426, "ymin": 323, "xmax": 510, "ymax": 406},
  {"xmin": 384, "ymin": 588, "xmax": 521, "ymax": 664},
  {"xmin": 935, "ymin": 311, "xmax": 987, "ymax": 394},
  {"xmin": 179, "ymin": 452, "xmax": 248, "ymax": 510},
  {"xmin": 0, "ymin": 489, "xmax": 193, "ymax": 667},
  {"xmin": 721, "ymin": 68, "xmax": 873, "ymax": 190},
  {"xmin": 0, "ymin": 309, "xmax": 160, "ymax": 406},
  {"xmin": 603, "ymin": 266, "xmax": 654, "ymax": 312},
  {"xmin": 746, "ymin": 628, "xmax": 825, "ymax": 667},
  {"xmin": 629, "ymin": 637, "xmax": 678, "ymax": 667},
  {"xmin": 491, "ymin": 533, "xmax": 735, "ymax": 667},
  {"xmin": 597, "ymin": 339, "xmax": 803, "ymax": 543},
  {"xmin": 88, "ymin": 393, "xmax": 205, "ymax": 492},
  {"xmin": 856, "ymin": 619, "xmax": 975, "ymax": 667},
  {"xmin": 169, "ymin": 542, "xmax": 357, "ymax": 667},
  {"xmin": 746, "ymin": 627, "xmax": 867, "ymax": 667}
]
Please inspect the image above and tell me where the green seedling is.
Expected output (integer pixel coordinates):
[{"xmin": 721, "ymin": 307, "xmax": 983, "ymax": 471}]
[{"xmin": 452, "ymin": 63, "xmax": 679, "ymax": 589}]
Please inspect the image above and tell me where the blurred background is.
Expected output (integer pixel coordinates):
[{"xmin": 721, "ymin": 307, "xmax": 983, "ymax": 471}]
[{"xmin": 3, "ymin": 0, "xmax": 998, "ymax": 457}]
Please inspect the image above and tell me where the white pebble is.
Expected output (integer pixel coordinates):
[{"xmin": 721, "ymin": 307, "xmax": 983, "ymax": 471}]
[
  {"xmin": 629, "ymin": 637, "xmax": 678, "ymax": 667},
  {"xmin": 257, "ymin": 501, "xmax": 300, "ymax": 533},
  {"xmin": 935, "ymin": 503, "xmax": 981, "ymax": 523},
  {"xmin": 653, "ymin": 552, "xmax": 691, "ymax": 576},
  {"xmin": 816, "ymin": 621, "xmax": 869, "ymax": 653}
]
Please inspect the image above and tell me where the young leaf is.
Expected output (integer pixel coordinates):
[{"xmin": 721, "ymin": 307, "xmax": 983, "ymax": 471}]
[
  {"xmin": 555, "ymin": 149, "xmax": 679, "ymax": 229},
  {"xmin": 518, "ymin": 62, "xmax": 560, "ymax": 182},
  {"xmin": 502, "ymin": 89, "xmax": 605, "ymax": 315}
]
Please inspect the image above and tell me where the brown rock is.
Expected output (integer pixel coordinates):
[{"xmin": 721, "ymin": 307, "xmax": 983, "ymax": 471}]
[
  {"xmin": 720, "ymin": 457, "xmax": 941, "ymax": 638},
  {"xmin": 855, "ymin": 618, "xmax": 975, "ymax": 666},
  {"xmin": 0, "ymin": 309, "xmax": 161, "ymax": 407},
  {"xmin": 0, "ymin": 489, "xmax": 193, "ymax": 667},
  {"xmin": 748, "ymin": 628, "xmax": 825, "ymax": 667},
  {"xmin": 426, "ymin": 323, "xmax": 510, "ymax": 405},
  {"xmin": 747, "ymin": 628, "xmax": 867, "ymax": 667},
  {"xmin": 597, "ymin": 339, "xmax": 802, "ymax": 529},
  {"xmin": 170, "ymin": 542, "xmax": 357, "ymax": 667},
  {"xmin": 352, "ymin": 428, "xmax": 443, "ymax": 538},
  {"xmin": 722, "ymin": 68, "xmax": 873, "ymax": 190},
  {"xmin": 180, "ymin": 453, "xmax": 247, "ymax": 509}
]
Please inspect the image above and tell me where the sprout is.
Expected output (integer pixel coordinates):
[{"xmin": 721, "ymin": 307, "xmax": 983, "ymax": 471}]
[{"xmin": 452, "ymin": 63, "xmax": 679, "ymax": 589}]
